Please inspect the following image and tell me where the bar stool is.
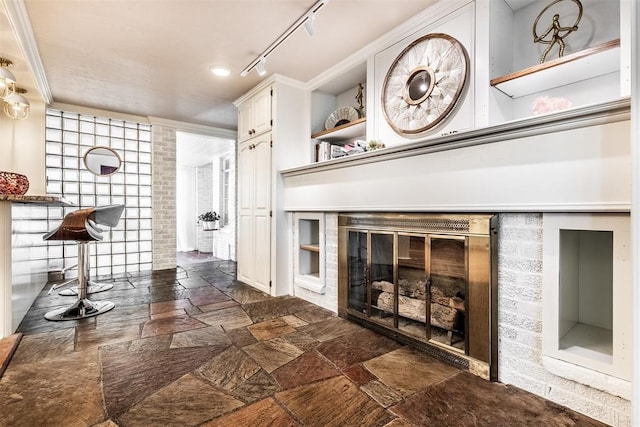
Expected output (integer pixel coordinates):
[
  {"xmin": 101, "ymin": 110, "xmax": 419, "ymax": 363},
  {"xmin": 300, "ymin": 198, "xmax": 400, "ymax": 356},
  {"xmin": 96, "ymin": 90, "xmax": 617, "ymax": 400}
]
[{"xmin": 43, "ymin": 205, "xmax": 124, "ymax": 321}]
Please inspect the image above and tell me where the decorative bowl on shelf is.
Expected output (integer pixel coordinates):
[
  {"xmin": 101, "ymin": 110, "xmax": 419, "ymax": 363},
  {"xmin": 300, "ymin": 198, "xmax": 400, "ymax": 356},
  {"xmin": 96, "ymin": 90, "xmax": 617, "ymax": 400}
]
[
  {"xmin": 324, "ymin": 106, "xmax": 360, "ymax": 130},
  {"xmin": 0, "ymin": 171, "xmax": 29, "ymax": 195}
]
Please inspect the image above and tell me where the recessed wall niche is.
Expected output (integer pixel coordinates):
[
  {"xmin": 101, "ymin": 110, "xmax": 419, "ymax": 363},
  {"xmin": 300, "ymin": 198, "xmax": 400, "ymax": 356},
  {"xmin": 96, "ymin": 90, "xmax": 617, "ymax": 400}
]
[
  {"xmin": 44, "ymin": 109, "xmax": 153, "ymax": 277},
  {"xmin": 542, "ymin": 213, "xmax": 631, "ymax": 382}
]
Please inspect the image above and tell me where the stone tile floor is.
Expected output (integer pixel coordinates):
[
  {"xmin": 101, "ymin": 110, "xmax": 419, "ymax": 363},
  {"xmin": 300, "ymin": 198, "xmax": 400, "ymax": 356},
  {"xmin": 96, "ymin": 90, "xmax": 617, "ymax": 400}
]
[{"xmin": 0, "ymin": 259, "xmax": 606, "ymax": 426}]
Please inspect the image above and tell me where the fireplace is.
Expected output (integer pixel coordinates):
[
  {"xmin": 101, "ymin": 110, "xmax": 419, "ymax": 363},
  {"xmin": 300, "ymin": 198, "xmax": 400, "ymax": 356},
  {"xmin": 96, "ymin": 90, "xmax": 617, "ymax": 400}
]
[{"xmin": 338, "ymin": 213, "xmax": 499, "ymax": 380}]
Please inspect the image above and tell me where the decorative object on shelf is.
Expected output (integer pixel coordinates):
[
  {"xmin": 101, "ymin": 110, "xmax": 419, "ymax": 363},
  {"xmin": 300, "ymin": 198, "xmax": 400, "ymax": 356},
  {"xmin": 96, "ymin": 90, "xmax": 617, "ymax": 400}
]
[
  {"xmin": 356, "ymin": 139, "xmax": 385, "ymax": 151},
  {"xmin": 198, "ymin": 211, "xmax": 220, "ymax": 230},
  {"xmin": 533, "ymin": 0, "xmax": 582, "ymax": 63},
  {"xmin": 324, "ymin": 106, "xmax": 359, "ymax": 130},
  {"xmin": 381, "ymin": 33, "xmax": 468, "ymax": 136},
  {"xmin": 355, "ymin": 82, "xmax": 365, "ymax": 117},
  {"xmin": 0, "ymin": 171, "xmax": 29, "ymax": 195},
  {"xmin": 531, "ymin": 95, "xmax": 572, "ymax": 115},
  {"xmin": 3, "ymin": 87, "xmax": 30, "ymax": 120},
  {"xmin": 84, "ymin": 146, "xmax": 122, "ymax": 176},
  {"xmin": 0, "ymin": 57, "xmax": 17, "ymax": 99}
]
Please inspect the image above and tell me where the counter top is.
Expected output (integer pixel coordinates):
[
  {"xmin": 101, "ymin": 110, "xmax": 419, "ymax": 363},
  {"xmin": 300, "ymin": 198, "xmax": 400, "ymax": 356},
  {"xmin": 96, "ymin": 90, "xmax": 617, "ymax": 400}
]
[{"xmin": 0, "ymin": 195, "xmax": 73, "ymax": 206}]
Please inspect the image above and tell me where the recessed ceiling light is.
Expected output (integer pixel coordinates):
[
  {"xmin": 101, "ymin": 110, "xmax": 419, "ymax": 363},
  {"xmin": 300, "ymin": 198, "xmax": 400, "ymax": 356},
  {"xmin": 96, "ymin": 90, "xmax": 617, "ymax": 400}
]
[{"xmin": 210, "ymin": 66, "xmax": 231, "ymax": 77}]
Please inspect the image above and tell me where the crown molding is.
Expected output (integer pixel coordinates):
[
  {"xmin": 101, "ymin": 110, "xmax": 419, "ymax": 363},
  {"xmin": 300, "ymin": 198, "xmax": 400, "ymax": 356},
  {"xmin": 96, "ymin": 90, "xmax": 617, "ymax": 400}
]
[
  {"xmin": 147, "ymin": 116, "xmax": 237, "ymax": 140},
  {"xmin": 1, "ymin": 0, "xmax": 52, "ymax": 104}
]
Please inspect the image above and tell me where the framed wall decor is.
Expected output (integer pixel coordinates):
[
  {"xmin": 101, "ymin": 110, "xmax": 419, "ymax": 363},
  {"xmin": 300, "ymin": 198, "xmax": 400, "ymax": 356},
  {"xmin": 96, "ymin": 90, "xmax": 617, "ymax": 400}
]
[{"xmin": 381, "ymin": 33, "xmax": 469, "ymax": 136}]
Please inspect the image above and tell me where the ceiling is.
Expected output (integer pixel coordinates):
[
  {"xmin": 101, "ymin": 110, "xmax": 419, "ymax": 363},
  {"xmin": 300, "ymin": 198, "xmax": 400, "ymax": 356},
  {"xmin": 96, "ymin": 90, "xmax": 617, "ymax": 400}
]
[{"xmin": 4, "ymin": 0, "xmax": 436, "ymax": 131}]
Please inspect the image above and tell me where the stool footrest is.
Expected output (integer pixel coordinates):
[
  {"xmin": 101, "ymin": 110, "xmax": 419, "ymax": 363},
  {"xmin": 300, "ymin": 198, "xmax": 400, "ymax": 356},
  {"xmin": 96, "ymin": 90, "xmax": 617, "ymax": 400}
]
[{"xmin": 58, "ymin": 282, "xmax": 114, "ymax": 296}]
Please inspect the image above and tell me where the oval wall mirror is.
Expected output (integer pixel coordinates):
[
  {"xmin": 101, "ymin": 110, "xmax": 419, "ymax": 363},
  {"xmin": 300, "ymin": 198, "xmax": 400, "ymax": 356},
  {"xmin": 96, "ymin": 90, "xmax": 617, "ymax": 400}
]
[{"xmin": 84, "ymin": 147, "xmax": 122, "ymax": 176}]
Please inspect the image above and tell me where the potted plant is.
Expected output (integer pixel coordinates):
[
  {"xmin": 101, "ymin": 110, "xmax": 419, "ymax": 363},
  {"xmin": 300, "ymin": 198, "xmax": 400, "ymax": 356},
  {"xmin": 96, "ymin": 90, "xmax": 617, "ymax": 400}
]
[{"xmin": 198, "ymin": 211, "xmax": 220, "ymax": 230}]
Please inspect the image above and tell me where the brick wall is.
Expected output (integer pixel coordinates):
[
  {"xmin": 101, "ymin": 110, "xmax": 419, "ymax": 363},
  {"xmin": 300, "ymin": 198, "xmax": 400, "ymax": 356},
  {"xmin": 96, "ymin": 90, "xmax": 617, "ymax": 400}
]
[
  {"xmin": 151, "ymin": 125, "xmax": 176, "ymax": 270},
  {"xmin": 497, "ymin": 213, "xmax": 631, "ymax": 426},
  {"xmin": 196, "ymin": 163, "xmax": 214, "ymax": 253}
]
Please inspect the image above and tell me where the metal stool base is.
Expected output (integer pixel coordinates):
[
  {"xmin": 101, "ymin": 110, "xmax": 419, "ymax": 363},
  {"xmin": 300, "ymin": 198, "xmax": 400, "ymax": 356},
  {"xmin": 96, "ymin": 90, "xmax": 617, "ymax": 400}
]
[
  {"xmin": 44, "ymin": 299, "xmax": 115, "ymax": 321},
  {"xmin": 58, "ymin": 282, "xmax": 114, "ymax": 296}
]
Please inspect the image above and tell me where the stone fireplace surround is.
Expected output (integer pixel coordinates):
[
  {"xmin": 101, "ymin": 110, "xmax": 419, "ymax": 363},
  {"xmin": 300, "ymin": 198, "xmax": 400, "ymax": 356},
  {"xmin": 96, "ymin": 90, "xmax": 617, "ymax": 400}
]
[{"xmin": 283, "ymin": 101, "xmax": 632, "ymax": 425}]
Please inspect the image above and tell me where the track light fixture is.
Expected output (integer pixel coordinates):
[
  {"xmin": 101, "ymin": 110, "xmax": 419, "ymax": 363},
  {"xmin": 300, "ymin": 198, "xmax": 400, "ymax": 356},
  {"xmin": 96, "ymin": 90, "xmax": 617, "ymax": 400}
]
[
  {"xmin": 304, "ymin": 13, "xmax": 316, "ymax": 37},
  {"xmin": 0, "ymin": 58, "xmax": 17, "ymax": 99},
  {"xmin": 3, "ymin": 87, "xmax": 30, "ymax": 120},
  {"xmin": 240, "ymin": 0, "xmax": 329, "ymax": 77},
  {"xmin": 255, "ymin": 58, "xmax": 267, "ymax": 77}
]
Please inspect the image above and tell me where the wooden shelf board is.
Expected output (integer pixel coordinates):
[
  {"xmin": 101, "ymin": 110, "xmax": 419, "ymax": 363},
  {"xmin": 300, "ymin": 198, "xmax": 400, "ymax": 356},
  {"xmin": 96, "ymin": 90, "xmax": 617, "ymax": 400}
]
[
  {"xmin": 300, "ymin": 244, "xmax": 320, "ymax": 252},
  {"xmin": 490, "ymin": 39, "xmax": 620, "ymax": 98},
  {"xmin": 311, "ymin": 117, "xmax": 366, "ymax": 142}
]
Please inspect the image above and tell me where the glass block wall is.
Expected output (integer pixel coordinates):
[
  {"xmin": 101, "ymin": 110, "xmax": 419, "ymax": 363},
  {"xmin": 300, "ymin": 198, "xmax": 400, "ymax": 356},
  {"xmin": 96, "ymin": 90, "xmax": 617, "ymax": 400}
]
[{"xmin": 44, "ymin": 109, "xmax": 153, "ymax": 277}]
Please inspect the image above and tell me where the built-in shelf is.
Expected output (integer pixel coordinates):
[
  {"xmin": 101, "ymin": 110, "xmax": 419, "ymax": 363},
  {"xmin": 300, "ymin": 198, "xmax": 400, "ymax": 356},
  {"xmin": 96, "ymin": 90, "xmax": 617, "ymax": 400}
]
[
  {"xmin": 490, "ymin": 39, "xmax": 620, "ymax": 98},
  {"xmin": 311, "ymin": 117, "xmax": 366, "ymax": 142},
  {"xmin": 300, "ymin": 243, "xmax": 320, "ymax": 252}
]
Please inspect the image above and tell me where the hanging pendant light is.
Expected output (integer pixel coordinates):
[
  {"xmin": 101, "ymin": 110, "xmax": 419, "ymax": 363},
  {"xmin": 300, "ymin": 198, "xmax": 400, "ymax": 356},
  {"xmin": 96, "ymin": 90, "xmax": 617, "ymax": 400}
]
[
  {"xmin": 4, "ymin": 88, "xmax": 30, "ymax": 120},
  {"xmin": 0, "ymin": 58, "xmax": 17, "ymax": 99}
]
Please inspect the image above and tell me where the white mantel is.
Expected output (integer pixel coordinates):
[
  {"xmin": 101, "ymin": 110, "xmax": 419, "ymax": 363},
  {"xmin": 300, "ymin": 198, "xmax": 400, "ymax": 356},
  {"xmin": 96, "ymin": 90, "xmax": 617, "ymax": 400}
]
[{"xmin": 282, "ymin": 99, "xmax": 631, "ymax": 214}]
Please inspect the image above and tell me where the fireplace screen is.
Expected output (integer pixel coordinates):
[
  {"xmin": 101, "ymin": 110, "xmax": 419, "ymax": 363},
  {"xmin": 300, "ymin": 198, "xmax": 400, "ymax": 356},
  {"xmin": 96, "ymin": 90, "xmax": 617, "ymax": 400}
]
[{"xmin": 339, "ymin": 214, "xmax": 497, "ymax": 379}]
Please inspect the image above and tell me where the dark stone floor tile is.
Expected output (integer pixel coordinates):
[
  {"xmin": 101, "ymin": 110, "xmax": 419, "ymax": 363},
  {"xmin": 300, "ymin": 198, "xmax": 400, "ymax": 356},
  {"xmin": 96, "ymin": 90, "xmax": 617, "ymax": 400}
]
[
  {"xmin": 298, "ymin": 316, "xmax": 363, "ymax": 342},
  {"xmin": 0, "ymin": 350, "xmax": 104, "ymax": 426},
  {"xmin": 224, "ymin": 283, "xmax": 271, "ymax": 304},
  {"xmin": 276, "ymin": 376, "xmax": 394, "ymax": 427},
  {"xmin": 76, "ymin": 323, "xmax": 141, "ymax": 352},
  {"xmin": 127, "ymin": 335, "xmax": 173, "ymax": 352},
  {"xmin": 248, "ymin": 318, "xmax": 296, "ymax": 341},
  {"xmin": 10, "ymin": 328, "xmax": 74, "ymax": 364},
  {"xmin": 390, "ymin": 372, "xmax": 608, "ymax": 427},
  {"xmin": 244, "ymin": 337, "xmax": 304, "ymax": 373},
  {"xmin": 364, "ymin": 346, "xmax": 460, "ymax": 397},
  {"xmin": 361, "ymin": 380, "xmax": 403, "ymax": 408},
  {"xmin": 178, "ymin": 276, "xmax": 214, "ymax": 289},
  {"xmin": 242, "ymin": 296, "xmax": 315, "ymax": 323},
  {"xmin": 342, "ymin": 363, "xmax": 377, "ymax": 385},
  {"xmin": 294, "ymin": 305, "xmax": 336, "ymax": 324},
  {"xmin": 117, "ymin": 373, "xmax": 244, "ymax": 427},
  {"xmin": 94, "ymin": 303, "xmax": 150, "ymax": 327},
  {"xmin": 280, "ymin": 330, "xmax": 319, "ymax": 352},
  {"xmin": 188, "ymin": 289, "xmax": 231, "ymax": 306},
  {"xmin": 170, "ymin": 325, "xmax": 231, "ymax": 349},
  {"xmin": 102, "ymin": 345, "xmax": 227, "ymax": 417},
  {"xmin": 198, "ymin": 300, "xmax": 239, "ymax": 313},
  {"xmin": 197, "ymin": 346, "xmax": 261, "ymax": 391},
  {"xmin": 140, "ymin": 314, "xmax": 207, "ymax": 338},
  {"xmin": 232, "ymin": 369, "xmax": 281, "ymax": 403},
  {"xmin": 272, "ymin": 351, "xmax": 340, "ymax": 390},
  {"xmin": 193, "ymin": 306, "xmax": 253, "ymax": 331},
  {"xmin": 150, "ymin": 298, "xmax": 193, "ymax": 315},
  {"xmin": 203, "ymin": 397, "xmax": 299, "ymax": 427},
  {"xmin": 226, "ymin": 326, "xmax": 258, "ymax": 347},
  {"xmin": 316, "ymin": 328, "xmax": 402, "ymax": 370}
]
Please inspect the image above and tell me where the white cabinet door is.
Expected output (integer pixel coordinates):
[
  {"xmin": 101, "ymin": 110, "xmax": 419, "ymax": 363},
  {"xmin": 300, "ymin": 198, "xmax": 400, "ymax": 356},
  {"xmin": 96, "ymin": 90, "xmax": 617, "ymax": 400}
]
[
  {"xmin": 237, "ymin": 86, "xmax": 272, "ymax": 143},
  {"xmin": 251, "ymin": 137, "xmax": 272, "ymax": 293},
  {"xmin": 236, "ymin": 134, "xmax": 272, "ymax": 294},
  {"xmin": 237, "ymin": 140, "xmax": 254, "ymax": 284},
  {"xmin": 252, "ymin": 88, "xmax": 272, "ymax": 137},
  {"xmin": 237, "ymin": 102, "xmax": 254, "ymax": 143}
]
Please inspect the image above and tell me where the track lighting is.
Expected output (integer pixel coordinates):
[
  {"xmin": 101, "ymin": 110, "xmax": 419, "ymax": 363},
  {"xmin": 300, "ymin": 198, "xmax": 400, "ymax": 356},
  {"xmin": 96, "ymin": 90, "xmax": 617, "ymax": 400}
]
[
  {"xmin": 0, "ymin": 58, "xmax": 17, "ymax": 99},
  {"xmin": 240, "ymin": 0, "xmax": 329, "ymax": 77}
]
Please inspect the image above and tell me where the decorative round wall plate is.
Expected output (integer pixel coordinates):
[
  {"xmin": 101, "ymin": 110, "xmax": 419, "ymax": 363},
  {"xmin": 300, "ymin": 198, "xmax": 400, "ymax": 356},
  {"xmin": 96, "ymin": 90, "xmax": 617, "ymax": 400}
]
[
  {"xmin": 325, "ymin": 106, "xmax": 360, "ymax": 130},
  {"xmin": 381, "ymin": 33, "xmax": 468, "ymax": 135}
]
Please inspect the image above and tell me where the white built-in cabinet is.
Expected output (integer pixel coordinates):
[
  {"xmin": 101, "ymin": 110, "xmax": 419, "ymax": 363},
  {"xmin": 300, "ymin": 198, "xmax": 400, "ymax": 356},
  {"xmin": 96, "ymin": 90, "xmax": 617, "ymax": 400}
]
[
  {"xmin": 238, "ymin": 87, "xmax": 272, "ymax": 143},
  {"xmin": 234, "ymin": 76, "xmax": 307, "ymax": 296},
  {"xmin": 237, "ymin": 133, "xmax": 272, "ymax": 293}
]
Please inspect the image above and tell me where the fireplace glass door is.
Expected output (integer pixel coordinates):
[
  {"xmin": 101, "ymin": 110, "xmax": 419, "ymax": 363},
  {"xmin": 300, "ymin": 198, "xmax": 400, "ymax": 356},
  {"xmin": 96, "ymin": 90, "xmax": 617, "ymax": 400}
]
[
  {"xmin": 369, "ymin": 232, "xmax": 394, "ymax": 328},
  {"xmin": 347, "ymin": 231, "xmax": 367, "ymax": 314},
  {"xmin": 428, "ymin": 236, "xmax": 467, "ymax": 352},
  {"xmin": 397, "ymin": 234, "xmax": 428, "ymax": 338}
]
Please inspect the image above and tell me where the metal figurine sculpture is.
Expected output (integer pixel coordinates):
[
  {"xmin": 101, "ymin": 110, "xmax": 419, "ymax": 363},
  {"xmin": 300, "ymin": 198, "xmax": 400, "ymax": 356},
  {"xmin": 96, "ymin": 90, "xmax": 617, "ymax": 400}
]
[
  {"xmin": 533, "ymin": 0, "xmax": 583, "ymax": 63},
  {"xmin": 355, "ymin": 82, "xmax": 364, "ymax": 117}
]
